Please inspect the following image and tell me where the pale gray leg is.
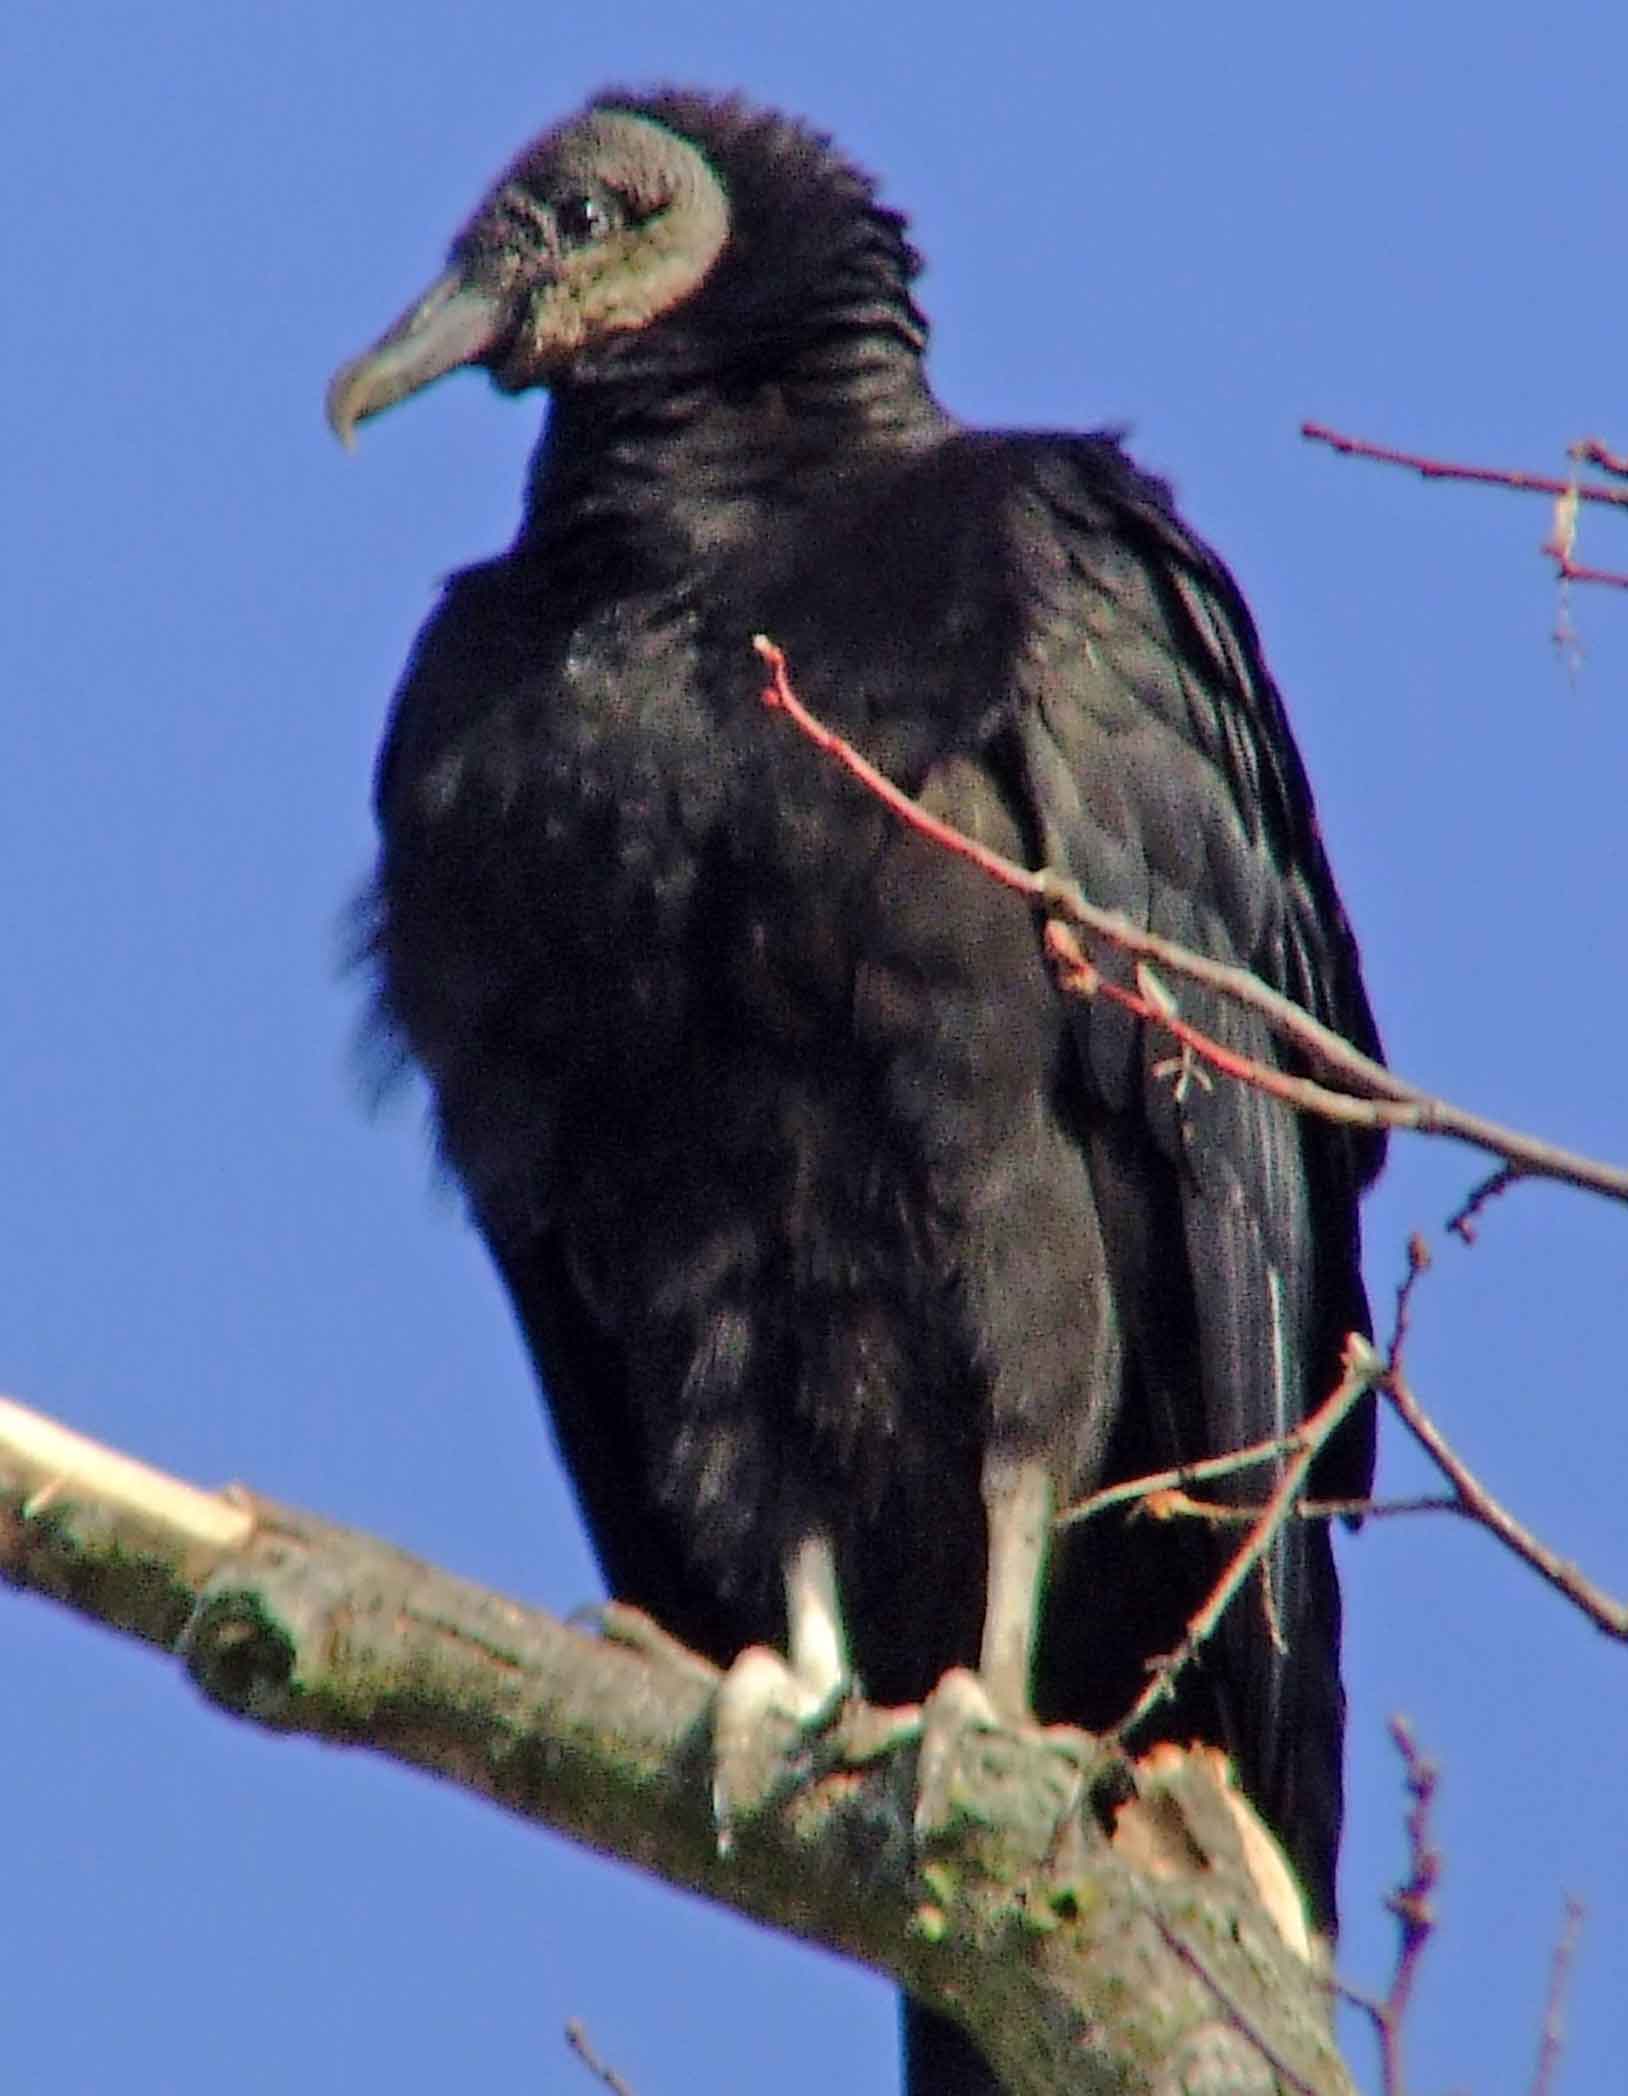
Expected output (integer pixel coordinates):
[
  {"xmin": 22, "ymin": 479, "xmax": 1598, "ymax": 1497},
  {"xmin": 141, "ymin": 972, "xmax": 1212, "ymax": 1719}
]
[
  {"xmin": 915, "ymin": 1457, "xmax": 1059, "ymax": 1838},
  {"xmin": 784, "ymin": 1529, "xmax": 849, "ymax": 1709},
  {"xmin": 712, "ymin": 1530, "xmax": 850, "ymax": 1846},
  {"xmin": 978, "ymin": 1454, "xmax": 1055, "ymax": 1721}
]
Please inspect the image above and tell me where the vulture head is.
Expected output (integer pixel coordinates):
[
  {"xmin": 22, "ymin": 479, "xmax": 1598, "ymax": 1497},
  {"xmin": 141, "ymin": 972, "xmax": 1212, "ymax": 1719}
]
[{"xmin": 326, "ymin": 90, "xmax": 926, "ymax": 445}]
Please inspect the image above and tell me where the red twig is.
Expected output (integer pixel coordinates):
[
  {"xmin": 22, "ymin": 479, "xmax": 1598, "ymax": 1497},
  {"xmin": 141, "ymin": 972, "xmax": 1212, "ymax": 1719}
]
[
  {"xmin": 1303, "ymin": 422, "xmax": 1628, "ymax": 590},
  {"xmin": 1295, "ymin": 1495, "xmax": 1460, "ymax": 1522},
  {"xmin": 1373, "ymin": 1235, "xmax": 1628, "ymax": 1638},
  {"xmin": 1375, "ymin": 1235, "xmax": 1628, "ymax": 1637},
  {"xmin": 565, "ymin": 2021, "xmax": 638, "ymax": 2096},
  {"xmin": 1057, "ymin": 1429, "xmax": 1453, "ymax": 1531},
  {"xmin": 1570, "ymin": 436, "xmax": 1628, "ymax": 481},
  {"xmin": 1301, "ymin": 422, "xmax": 1628, "ymax": 511},
  {"xmin": 1057, "ymin": 1223, "xmax": 1561, "ymax": 1615},
  {"xmin": 1445, "ymin": 1165, "xmax": 1521, "ymax": 1245},
  {"xmin": 1044, "ymin": 918, "xmax": 1372, "ymax": 1133},
  {"xmin": 1548, "ymin": 552, "xmax": 1628, "ymax": 590},
  {"xmin": 754, "ymin": 635, "xmax": 1036, "ymax": 901},
  {"xmin": 1387, "ymin": 1234, "xmax": 1430, "ymax": 1378},
  {"xmin": 1384, "ymin": 1366, "xmax": 1627, "ymax": 1639},
  {"xmin": 1544, "ymin": 480, "xmax": 1628, "ymax": 591},
  {"xmin": 1057, "ymin": 1424, "xmax": 1338, "ymax": 1529},
  {"xmin": 1112, "ymin": 1488, "xmax": 1464, "ymax": 1528},
  {"xmin": 753, "ymin": 637, "xmax": 1628, "ymax": 1205},
  {"xmin": 1530, "ymin": 1898, "xmax": 1586, "ymax": 2096},
  {"xmin": 1340, "ymin": 1718, "xmax": 1442, "ymax": 2096},
  {"xmin": 1110, "ymin": 1342, "xmax": 1383, "ymax": 1740}
]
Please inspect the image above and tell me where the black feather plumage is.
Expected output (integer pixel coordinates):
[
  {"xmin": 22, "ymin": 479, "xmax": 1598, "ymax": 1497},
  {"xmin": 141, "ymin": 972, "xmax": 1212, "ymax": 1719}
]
[{"xmin": 333, "ymin": 88, "xmax": 1382, "ymax": 2094}]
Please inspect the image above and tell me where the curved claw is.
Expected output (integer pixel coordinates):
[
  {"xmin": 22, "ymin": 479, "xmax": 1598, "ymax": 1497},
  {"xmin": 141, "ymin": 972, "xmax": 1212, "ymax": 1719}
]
[
  {"xmin": 711, "ymin": 1646, "xmax": 849, "ymax": 1853},
  {"xmin": 913, "ymin": 1668, "xmax": 1002, "ymax": 1841},
  {"xmin": 590, "ymin": 1600, "xmax": 722, "ymax": 1687}
]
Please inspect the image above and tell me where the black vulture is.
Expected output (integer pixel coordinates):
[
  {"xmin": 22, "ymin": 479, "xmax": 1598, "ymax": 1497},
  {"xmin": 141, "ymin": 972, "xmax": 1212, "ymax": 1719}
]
[{"xmin": 329, "ymin": 89, "xmax": 1383, "ymax": 2093}]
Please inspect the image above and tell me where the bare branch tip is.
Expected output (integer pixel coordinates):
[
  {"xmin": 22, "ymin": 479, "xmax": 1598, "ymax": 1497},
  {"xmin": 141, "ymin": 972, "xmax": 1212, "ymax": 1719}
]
[{"xmin": 565, "ymin": 2020, "xmax": 638, "ymax": 2096}]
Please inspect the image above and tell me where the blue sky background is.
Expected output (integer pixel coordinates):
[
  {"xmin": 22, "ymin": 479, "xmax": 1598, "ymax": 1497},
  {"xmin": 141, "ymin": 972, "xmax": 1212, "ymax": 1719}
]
[{"xmin": 6, "ymin": 4, "xmax": 1626, "ymax": 2089}]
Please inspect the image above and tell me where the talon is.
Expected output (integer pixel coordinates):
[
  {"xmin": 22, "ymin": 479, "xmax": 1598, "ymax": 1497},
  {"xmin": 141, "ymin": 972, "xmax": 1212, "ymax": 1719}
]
[
  {"xmin": 592, "ymin": 1601, "xmax": 721, "ymax": 1686},
  {"xmin": 711, "ymin": 1645, "xmax": 847, "ymax": 1851},
  {"xmin": 914, "ymin": 1667, "xmax": 1002, "ymax": 1840}
]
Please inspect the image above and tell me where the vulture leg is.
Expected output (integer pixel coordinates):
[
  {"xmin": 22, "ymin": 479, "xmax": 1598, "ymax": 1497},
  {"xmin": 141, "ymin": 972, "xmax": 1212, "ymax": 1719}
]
[
  {"xmin": 977, "ymin": 1454, "xmax": 1055, "ymax": 1721},
  {"xmin": 784, "ymin": 1529, "xmax": 850, "ymax": 1707},
  {"xmin": 914, "ymin": 1457, "xmax": 1055, "ymax": 1844},
  {"xmin": 711, "ymin": 1531, "xmax": 851, "ymax": 1843}
]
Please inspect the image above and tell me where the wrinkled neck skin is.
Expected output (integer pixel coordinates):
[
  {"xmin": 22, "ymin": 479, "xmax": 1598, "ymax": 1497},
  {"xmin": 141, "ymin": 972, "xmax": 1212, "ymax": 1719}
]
[{"xmin": 516, "ymin": 317, "xmax": 950, "ymax": 589}]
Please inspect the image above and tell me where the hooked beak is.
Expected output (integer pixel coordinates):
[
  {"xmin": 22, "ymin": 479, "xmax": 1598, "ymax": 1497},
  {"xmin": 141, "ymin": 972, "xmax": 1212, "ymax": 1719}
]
[{"xmin": 326, "ymin": 269, "xmax": 510, "ymax": 448}]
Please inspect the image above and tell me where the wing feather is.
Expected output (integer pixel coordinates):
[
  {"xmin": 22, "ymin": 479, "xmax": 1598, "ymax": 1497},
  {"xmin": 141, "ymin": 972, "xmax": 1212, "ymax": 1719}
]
[{"xmin": 1011, "ymin": 435, "xmax": 1380, "ymax": 1921}]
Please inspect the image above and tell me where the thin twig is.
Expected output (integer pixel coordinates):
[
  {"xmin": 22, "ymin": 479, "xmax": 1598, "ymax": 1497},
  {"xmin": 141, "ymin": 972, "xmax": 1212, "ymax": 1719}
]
[
  {"xmin": 1445, "ymin": 1165, "xmax": 1522, "ymax": 1245},
  {"xmin": 1375, "ymin": 1240, "xmax": 1628, "ymax": 1639},
  {"xmin": 565, "ymin": 2021, "xmax": 638, "ymax": 2096},
  {"xmin": 1387, "ymin": 1718, "xmax": 1439, "ymax": 1984},
  {"xmin": 1103, "ymin": 1489, "xmax": 1465, "ymax": 1528},
  {"xmin": 1110, "ymin": 1343, "xmax": 1383, "ymax": 1740},
  {"xmin": 1383, "ymin": 1715, "xmax": 1440, "ymax": 2096},
  {"xmin": 1386, "ymin": 1234, "xmax": 1430, "ymax": 1378},
  {"xmin": 1057, "ymin": 1425, "xmax": 1320, "ymax": 1529},
  {"xmin": 1543, "ymin": 482, "xmax": 1628, "ymax": 591},
  {"xmin": 753, "ymin": 637, "xmax": 1628, "ymax": 1206},
  {"xmin": 1571, "ymin": 436, "xmax": 1628, "ymax": 480},
  {"xmin": 1530, "ymin": 1898, "xmax": 1586, "ymax": 2096},
  {"xmin": 1044, "ymin": 919, "xmax": 1388, "ymax": 1142},
  {"xmin": 1549, "ymin": 552, "xmax": 1628, "ymax": 590},
  {"xmin": 1339, "ymin": 1717, "xmax": 1441, "ymax": 2096},
  {"xmin": 1303, "ymin": 423, "xmax": 1628, "ymax": 591},
  {"xmin": 1301, "ymin": 423, "xmax": 1628, "ymax": 511},
  {"xmin": 1296, "ymin": 1495, "xmax": 1462, "ymax": 1522},
  {"xmin": 1385, "ymin": 1369, "xmax": 1627, "ymax": 1639}
]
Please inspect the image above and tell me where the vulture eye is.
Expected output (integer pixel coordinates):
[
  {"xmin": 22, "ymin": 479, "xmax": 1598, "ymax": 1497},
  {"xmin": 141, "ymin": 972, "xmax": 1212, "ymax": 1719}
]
[{"xmin": 555, "ymin": 192, "xmax": 620, "ymax": 248}]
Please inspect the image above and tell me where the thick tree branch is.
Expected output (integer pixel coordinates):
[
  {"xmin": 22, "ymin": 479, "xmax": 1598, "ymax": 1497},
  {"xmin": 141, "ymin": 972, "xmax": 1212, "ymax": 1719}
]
[{"xmin": 0, "ymin": 1393, "xmax": 1353, "ymax": 2096}]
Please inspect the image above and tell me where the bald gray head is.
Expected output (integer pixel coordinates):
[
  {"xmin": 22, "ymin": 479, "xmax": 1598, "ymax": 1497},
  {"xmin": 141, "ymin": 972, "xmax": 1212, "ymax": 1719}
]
[
  {"xmin": 326, "ymin": 90, "xmax": 927, "ymax": 445},
  {"xmin": 327, "ymin": 107, "xmax": 730, "ymax": 443}
]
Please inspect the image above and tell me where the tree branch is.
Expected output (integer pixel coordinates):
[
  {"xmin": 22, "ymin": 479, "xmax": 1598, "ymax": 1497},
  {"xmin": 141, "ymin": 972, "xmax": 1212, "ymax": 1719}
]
[
  {"xmin": 0, "ymin": 1393, "xmax": 1354, "ymax": 2096},
  {"xmin": 566, "ymin": 2021, "xmax": 639, "ymax": 2096},
  {"xmin": 1111, "ymin": 1341, "xmax": 1383, "ymax": 1739},
  {"xmin": 1058, "ymin": 1238, "xmax": 1628, "ymax": 1648},
  {"xmin": 1530, "ymin": 1898, "xmax": 1586, "ymax": 2096},
  {"xmin": 754, "ymin": 636, "xmax": 1628, "ymax": 1205},
  {"xmin": 1338, "ymin": 1717, "xmax": 1443, "ymax": 2096},
  {"xmin": 1300, "ymin": 422, "xmax": 1628, "ymax": 591},
  {"xmin": 1299, "ymin": 423, "xmax": 1628, "ymax": 511},
  {"xmin": 1383, "ymin": 1368, "xmax": 1627, "ymax": 1639}
]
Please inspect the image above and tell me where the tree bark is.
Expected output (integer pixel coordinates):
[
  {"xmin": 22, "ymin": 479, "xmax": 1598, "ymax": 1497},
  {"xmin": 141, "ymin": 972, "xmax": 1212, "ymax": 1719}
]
[{"xmin": 0, "ymin": 1394, "xmax": 1353, "ymax": 2096}]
